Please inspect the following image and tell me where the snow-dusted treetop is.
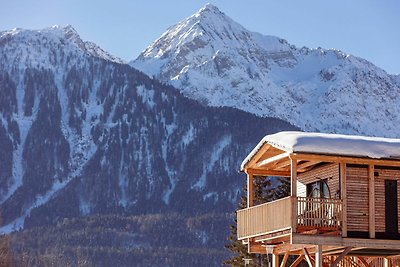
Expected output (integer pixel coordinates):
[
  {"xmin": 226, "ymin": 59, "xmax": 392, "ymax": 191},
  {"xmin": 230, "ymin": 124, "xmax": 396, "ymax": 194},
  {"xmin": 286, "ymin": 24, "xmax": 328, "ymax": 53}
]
[{"xmin": 241, "ymin": 131, "xmax": 400, "ymax": 171}]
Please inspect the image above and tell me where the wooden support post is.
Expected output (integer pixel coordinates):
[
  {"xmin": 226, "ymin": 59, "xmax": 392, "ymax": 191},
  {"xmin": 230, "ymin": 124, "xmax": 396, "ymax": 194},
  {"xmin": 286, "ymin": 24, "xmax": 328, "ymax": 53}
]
[
  {"xmin": 384, "ymin": 258, "xmax": 390, "ymax": 267},
  {"xmin": 331, "ymin": 247, "xmax": 352, "ymax": 267},
  {"xmin": 340, "ymin": 163, "xmax": 347, "ymax": 237},
  {"xmin": 291, "ymin": 157, "xmax": 297, "ymax": 197},
  {"xmin": 273, "ymin": 253, "xmax": 279, "ymax": 267},
  {"xmin": 303, "ymin": 248, "xmax": 314, "ymax": 267},
  {"xmin": 368, "ymin": 164, "xmax": 375, "ymax": 238},
  {"xmin": 280, "ymin": 252, "xmax": 289, "ymax": 267},
  {"xmin": 315, "ymin": 245, "xmax": 323, "ymax": 267},
  {"xmin": 247, "ymin": 172, "xmax": 253, "ymax": 208},
  {"xmin": 289, "ymin": 255, "xmax": 305, "ymax": 267},
  {"xmin": 291, "ymin": 157, "xmax": 298, "ymax": 233}
]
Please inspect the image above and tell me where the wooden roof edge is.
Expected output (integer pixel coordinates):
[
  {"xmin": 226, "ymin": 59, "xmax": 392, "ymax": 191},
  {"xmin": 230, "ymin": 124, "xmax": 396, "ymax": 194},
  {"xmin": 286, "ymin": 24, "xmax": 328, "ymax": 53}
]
[{"xmin": 293, "ymin": 152, "xmax": 400, "ymax": 166}]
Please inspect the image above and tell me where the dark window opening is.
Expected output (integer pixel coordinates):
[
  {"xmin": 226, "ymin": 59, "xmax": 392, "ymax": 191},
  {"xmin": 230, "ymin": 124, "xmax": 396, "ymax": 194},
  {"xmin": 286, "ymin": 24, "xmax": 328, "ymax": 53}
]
[{"xmin": 306, "ymin": 179, "xmax": 329, "ymax": 198}]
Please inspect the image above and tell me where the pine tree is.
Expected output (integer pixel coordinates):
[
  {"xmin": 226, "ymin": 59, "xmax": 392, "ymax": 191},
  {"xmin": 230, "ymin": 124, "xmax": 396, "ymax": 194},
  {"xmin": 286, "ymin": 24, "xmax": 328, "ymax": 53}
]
[{"xmin": 224, "ymin": 176, "xmax": 289, "ymax": 266}]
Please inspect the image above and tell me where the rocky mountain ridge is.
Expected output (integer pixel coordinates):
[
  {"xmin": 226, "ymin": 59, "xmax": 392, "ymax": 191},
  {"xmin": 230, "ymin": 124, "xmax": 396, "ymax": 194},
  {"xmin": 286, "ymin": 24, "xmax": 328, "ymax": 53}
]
[
  {"xmin": 132, "ymin": 4, "xmax": 400, "ymax": 138},
  {"xmin": 0, "ymin": 24, "xmax": 296, "ymax": 266}
]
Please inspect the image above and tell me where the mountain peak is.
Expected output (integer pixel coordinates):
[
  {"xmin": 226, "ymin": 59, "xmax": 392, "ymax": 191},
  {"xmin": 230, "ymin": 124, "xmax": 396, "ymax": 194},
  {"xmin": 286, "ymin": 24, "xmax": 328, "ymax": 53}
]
[
  {"xmin": 197, "ymin": 3, "xmax": 223, "ymax": 15},
  {"xmin": 132, "ymin": 4, "xmax": 400, "ymax": 138}
]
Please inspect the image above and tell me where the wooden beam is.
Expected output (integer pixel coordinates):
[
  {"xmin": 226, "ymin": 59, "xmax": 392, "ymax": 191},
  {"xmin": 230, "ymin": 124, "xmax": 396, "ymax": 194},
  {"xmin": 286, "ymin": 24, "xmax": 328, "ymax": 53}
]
[
  {"xmin": 331, "ymin": 247, "xmax": 352, "ymax": 267},
  {"xmin": 294, "ymin": 153, "xmax": 400, "ymax": 167},
  {"xmin": 315, "ymin": 245, "xmax": 323, "ymax": 267},
  {"xmin": 247, "ymin": 173, "xmax": 253, "ymax": 208},
  {"xmin": 246, "ymin": 169, "xmax": 291, "ymax": 177},
  {"xmin": 273, "ymin": 244, "xmax": 308, "ymax": 255},
  {"xmin": 358, "ymin": 257, "xmax": 371, "ymax": 267},
  {"xmin": 368, "ymin": 164, "xmax": 375, "ymax": 239},
  {"xmin": 280, "ymin": 251, "xmax": 290, "ymax": 267},
  {"xmin": 274, "ymin": 159, "xmax": 292, "ymax": 170},
  {"xmin": 245, "ymin": 144, "xmax": 271, "ymax": 169},
  {"xmin": 340, "ymin": 163, "xmax": 347, "ymax": 238},
  {"xmin": 297, "ymin": 161, "xmax": 321, "ymax": 171},
  {"xmin": 289, "ymin": 255, "xmax": 305, "ymax": 267},
  {"xmin": 292, "ymin": 234, "xmax": 400, "ymax": 249},
  {"xmin": 303, "ymin": 248, "xmax": 314, "ymax": 267},
  {"xmin": 256, "ymin": 152, "xmax": 290, "ymax": 168},
  {"xmin": 248, "ymin": 241, "xmax": 268, "ymax": 254}
]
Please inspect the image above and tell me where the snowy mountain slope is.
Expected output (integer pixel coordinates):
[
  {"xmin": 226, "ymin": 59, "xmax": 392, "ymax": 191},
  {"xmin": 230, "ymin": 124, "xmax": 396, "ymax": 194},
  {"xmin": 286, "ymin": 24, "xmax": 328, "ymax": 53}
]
[
  {"xmin": 0, "ymin": 25, "xmax": 296, "ymax": 235},
  {"xmin": 0, "ymin": 25, "xmax": 125, "ymax": 67},
  {"xmin": 132, "ymin": 4, "xmax": 400, "ymax": 138}
]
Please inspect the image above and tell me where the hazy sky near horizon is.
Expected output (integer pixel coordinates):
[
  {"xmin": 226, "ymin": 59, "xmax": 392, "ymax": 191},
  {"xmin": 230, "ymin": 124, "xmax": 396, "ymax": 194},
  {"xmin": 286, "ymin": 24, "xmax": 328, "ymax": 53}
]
[{"xmin": 1, "ymin": 0, "xmax": 399, "ymax": 74}]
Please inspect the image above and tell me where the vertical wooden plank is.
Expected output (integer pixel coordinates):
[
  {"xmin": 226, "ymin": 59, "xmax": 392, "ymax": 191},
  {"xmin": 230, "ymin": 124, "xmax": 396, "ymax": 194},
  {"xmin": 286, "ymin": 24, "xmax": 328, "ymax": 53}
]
[
  {"xmin": 340, "ymin": 162, "xmax": 347, "ymax": 237},
  {"xmin": 384, "ymin": 257, "xmax": 390, "ymax": 267},
  {"xmin": 291, "ymin": 157, "xmax": 298, "ymax": 233},
  {"xmin": 273, "ymin": 253, "xmax": 279, "ymax": 267},
  {"xmin": 247, "ymin": 172, "xmax": 253, "ymax": 208},
  {"xmin": 291, "ymin": 157, "xmax": 298, "ymax": 197},
  {"xmin": 315, "ymin": 245, "xmax": 323, "ymax": 267},
  {"xmin": 369, "ymin": 164, "xmax": 375, "ymax": 238}
]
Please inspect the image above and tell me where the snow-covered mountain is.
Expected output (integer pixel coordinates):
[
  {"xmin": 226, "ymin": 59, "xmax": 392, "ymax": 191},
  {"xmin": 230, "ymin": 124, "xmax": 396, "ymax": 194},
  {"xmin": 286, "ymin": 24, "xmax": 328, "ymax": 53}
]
[
  {"xmin": 0, "ymin": 24, "xmax": 295, "ymax": 265},
  {"xmin": 132, "ymin": 4, "xmax": 400, "ymax": 138}
]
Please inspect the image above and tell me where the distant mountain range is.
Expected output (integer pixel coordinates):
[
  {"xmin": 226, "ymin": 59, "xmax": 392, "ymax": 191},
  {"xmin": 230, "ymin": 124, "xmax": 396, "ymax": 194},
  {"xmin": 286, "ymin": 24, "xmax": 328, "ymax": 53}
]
[
  {"xmin": 0, "ymin": 21, "xmax": 295, "ymax": 265},
  {"xmin": 0, "ymin": 3, "xmax": 399, "ymax": 266},
  {"xmin": 132, "ymin": 4, "xmax": 400, "ymax": 138}
]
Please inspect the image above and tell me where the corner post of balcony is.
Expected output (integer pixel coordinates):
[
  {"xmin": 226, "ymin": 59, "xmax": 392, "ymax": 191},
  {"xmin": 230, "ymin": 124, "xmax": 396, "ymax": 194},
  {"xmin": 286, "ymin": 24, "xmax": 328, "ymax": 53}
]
[
  {"xmin": 246, "ymin": 170, "xmax": 254, "ymax": 208},
  {"xmin": 290, "ymin": 155, "xmax": 298, "ymax": 233}
]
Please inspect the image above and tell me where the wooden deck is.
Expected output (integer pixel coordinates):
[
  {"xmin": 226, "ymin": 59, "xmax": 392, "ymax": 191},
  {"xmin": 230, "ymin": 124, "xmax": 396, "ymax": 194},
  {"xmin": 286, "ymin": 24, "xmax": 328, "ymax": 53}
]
[{"xmin": 237, "ymin": 196, "xmax": 342, "ymax": 240}]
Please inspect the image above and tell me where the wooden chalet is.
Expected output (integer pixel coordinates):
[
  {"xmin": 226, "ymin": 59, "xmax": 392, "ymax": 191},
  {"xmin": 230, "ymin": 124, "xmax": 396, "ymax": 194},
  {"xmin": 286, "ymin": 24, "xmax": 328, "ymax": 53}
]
[{"xmin": 238, "ymin": 131, "xmax": 400, "ymax": 267}]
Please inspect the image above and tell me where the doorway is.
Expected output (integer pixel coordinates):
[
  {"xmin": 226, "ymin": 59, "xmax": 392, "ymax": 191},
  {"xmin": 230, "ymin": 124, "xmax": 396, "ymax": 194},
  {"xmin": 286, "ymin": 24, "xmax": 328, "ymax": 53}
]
[{"xmin": 385, "ymin": 179, "xmax": 398, "ymax": 238}]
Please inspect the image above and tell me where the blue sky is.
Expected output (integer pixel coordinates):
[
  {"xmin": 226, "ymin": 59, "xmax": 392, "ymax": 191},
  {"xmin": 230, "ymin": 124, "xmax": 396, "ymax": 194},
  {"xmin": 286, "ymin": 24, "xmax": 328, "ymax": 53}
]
[{"xmin": 1, "ymin": 0, "xmax": 399, "ymax": 74}]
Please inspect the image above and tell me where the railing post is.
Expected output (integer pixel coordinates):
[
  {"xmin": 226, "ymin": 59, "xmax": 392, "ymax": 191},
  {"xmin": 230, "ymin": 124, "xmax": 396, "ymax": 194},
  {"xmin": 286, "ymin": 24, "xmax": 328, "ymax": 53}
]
[
  {"xmin": 368, "ymin": 164, "xmax": 375, "ymax": 238},
  {"xmin": 340, "ymin": 162, "xmax": 347, "ymax": 237},
  {"xmin": 291, "ymin": 156, "xmax": 297, "ymax": 233},
  {"xmin": 247, "ymin": 172, "xmax": 253, "ymax": 208}
]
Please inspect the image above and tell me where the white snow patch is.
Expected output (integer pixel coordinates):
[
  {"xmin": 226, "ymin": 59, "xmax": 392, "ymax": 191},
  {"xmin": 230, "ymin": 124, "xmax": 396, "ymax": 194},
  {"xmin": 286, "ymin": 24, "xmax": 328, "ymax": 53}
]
[
  {"xmin": 161, "ymin": 116, "xmax": 178, "ymax": 205},
  {"xmin": 136, "ymin": 85, "xmax": 155, "ymax": 109},
  {"xmin": 192, "ymin": 135, "xmax": 232, "ymax": 190}
]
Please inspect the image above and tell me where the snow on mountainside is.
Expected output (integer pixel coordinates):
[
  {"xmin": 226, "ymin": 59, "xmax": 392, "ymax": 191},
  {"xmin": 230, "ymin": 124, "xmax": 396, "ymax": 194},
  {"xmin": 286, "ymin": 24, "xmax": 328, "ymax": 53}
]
[
  {"xmin": 132, "ymin": 4, "xmax": 400, "ymax": 138},
  {"xmin": 0, "ymin": 24, "xmax": 296, "ymax": 236},
  {"xmin": 1, "ymin": 25, "xmax": 125, "ymax": 66}
]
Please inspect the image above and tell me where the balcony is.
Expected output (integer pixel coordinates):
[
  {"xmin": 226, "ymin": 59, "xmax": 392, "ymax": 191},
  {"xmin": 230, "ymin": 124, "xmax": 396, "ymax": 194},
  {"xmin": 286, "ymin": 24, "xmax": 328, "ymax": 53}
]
[{"xmin": 237, "ymin": 196, "xmax": 342, "ymax": 240}]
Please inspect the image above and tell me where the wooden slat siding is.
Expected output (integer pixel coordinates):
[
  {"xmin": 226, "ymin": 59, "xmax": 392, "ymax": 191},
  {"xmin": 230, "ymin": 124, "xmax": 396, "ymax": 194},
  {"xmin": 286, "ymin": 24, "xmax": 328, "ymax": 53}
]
[
  {"xmin": 374, "ymin": 168, "xmax": 400, "ymax": 233},
  {"xmin": 237, "ymin": 196, "xmax": 292, "ymax": 239},
  {"xmin": 298, "ymin": 181, "xmax": 307, "ymax": 197},
  {"xmin": 297, "ymin": 163, "xmax": 340, "ymax": 198},
  {"xmin": 346, "ymin": 166, "xmax": 369, "ymax": 232}
]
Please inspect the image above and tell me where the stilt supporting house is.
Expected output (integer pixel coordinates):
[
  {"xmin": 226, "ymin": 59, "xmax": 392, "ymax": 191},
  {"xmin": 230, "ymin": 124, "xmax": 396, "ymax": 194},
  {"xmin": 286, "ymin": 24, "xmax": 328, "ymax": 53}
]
[{"xmin": 237, "ymin": 131, "xmax": 400, "ymax": 267}]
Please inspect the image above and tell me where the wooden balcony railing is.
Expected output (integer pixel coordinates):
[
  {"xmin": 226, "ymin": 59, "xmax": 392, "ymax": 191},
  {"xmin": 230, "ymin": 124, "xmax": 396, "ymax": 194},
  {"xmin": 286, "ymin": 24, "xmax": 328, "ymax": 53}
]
[
  {"xmin": 237, "ymin": 196, "xmax": 292, "ymax": 239},
  {"xmin": 237, "ymin": 197, "xmax": 342, "ymax": 240},
  {"xmin": 297, "ymin": 197, "xmax": 342, "ymax": 230}
]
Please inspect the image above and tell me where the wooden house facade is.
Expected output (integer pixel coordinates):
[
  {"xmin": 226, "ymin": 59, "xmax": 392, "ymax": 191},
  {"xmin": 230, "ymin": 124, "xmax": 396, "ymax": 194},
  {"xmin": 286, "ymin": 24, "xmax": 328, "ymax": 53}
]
[{"xmin": 237, "ymin": 131, "xmax": 400, "ymax": 267}]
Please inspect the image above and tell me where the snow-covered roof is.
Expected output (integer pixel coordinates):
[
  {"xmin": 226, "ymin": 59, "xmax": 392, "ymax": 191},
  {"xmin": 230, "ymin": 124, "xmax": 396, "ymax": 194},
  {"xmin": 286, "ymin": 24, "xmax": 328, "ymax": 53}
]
[{"xmin": 241, "ymin": 131, "xmax": 400, "ymax": 171}]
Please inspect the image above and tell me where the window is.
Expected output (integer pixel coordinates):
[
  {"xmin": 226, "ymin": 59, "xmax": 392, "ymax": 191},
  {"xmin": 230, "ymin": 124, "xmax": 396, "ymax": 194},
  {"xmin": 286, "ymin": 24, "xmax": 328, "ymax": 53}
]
[{"xmin": 306, "ymin": 179, "xmax": 329, "ymax": 198}]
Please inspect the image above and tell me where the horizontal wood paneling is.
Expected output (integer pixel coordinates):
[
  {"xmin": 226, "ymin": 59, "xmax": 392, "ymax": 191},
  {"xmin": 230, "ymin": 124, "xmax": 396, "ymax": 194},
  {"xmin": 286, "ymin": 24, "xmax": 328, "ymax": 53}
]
[{"xmin": 298, "ymin": 163, "xmax": 340, "ymax": 198}]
